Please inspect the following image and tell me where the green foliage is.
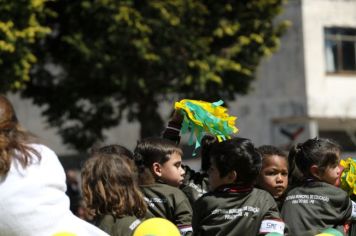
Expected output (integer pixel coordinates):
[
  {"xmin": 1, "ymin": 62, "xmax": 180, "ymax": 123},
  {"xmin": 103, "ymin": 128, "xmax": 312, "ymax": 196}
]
[
  {"xmin": 18, "ymin": 0, "xmax": 288, "ymax": 151},
  {"xmin": 0, "ymin": 0, "xmax": 52, "ymax": 92}
]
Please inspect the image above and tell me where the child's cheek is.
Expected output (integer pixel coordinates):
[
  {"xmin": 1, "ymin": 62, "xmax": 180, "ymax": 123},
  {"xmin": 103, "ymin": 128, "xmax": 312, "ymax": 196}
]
[{"xmin": 335, "ymin": 165, "xmax": 343, "ymax": 187}]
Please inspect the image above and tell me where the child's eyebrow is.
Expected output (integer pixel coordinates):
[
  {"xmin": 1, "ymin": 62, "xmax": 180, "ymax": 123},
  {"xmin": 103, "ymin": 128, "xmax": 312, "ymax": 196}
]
[{"xmin": 266, "ymin": 167, "xmax": 288, "ymax": 171}]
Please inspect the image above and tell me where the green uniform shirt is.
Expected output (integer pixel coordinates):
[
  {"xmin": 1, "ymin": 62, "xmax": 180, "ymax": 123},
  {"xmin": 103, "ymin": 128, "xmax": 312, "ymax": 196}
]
[
  {"xmin": 192, "ymin": 185, "xmax": 284, "ymax": 236},
  {"xmin": 141, "ymin": 183, "xmax": 193, "ymax": 235},
  {"xmin": 95, "ymin": 215, "xmax": 141, "ymax": 236},
  {"xmin": 281, "ymin": 181, "xmax": 353, "ymax": 236}
]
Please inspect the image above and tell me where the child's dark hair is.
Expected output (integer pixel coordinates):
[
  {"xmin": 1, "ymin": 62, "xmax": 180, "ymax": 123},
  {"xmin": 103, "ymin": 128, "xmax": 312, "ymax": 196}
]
[
  {"xmin": 133, "ymin": 137, "xmax": 183, "ymax": 185},
  {"xmin": 258, "ymin": 145, "xmax": 287, "ymax": 160},
  {"xmin": 200, "ymin": 134, "xmax": 218, "ymax": 172},
  {"xmin": 289, "ymin": 137, "xmax": 340, "ymax": 179},
  {"xmin": 210, "ymin": 137, "xmax": 262, "ymax": 185},
  {"xmin": 81, "ymin": 145, "xmax": 147, "ymax": 219}
]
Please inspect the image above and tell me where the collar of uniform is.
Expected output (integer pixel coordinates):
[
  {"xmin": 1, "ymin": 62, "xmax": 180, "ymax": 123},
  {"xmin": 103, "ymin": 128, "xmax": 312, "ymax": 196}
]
[
  {"xmin": 215, "ymin": 184, "xmax": 253, "ymax": 193},
  {"xmin": 305, "ymin": 177, "xmax": 321, "ymax": 184}
]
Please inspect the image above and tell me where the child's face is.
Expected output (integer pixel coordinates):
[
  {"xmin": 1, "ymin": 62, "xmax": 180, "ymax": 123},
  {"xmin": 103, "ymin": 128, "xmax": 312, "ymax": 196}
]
[
  {"xmin": 257, "ymin": 155, "xmax": 288, "ymax": 198},
  {"xmin": 159, "ymin": 152, "xmax": 185, "ymax": 187},
  {"xmin": 208, "ymin": 160, "xmax": 234, "ymax": 191},
  {"xmin": 319, "ymin": 163, "xmax": 340, "ymax": 186}
]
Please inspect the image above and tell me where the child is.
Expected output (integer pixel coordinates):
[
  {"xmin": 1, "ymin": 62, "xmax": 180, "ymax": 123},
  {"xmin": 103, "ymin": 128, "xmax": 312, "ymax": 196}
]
[
  {"xmin": 0, "ymin": 95, "xmax": 107, "ymax": 235},
  {"xmin": 192, "ymin": 137, "xmax": 285, "ymax": 236},
  {"xmin": 81, "ymin": 144, "xmax": 147, "ymax": 236},
  {"xmin": 256, "ymin": 145, "xmax": 289, "ymax": 210},
  {"xmin": 281, "ymin": 137, "xmax": 355, "ymax": 235},
  {"xmin": 133, "ymin": 137, "xmax": 193, "ymax": 236},
  {"xmin": 162, "ymin": 110, "xmax": 214, "ymax": 206}
]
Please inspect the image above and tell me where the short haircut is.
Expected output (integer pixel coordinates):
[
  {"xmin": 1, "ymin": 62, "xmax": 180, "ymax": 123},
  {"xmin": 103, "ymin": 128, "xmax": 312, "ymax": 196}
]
[
  {"xmin": 210, "ymin": 137, "xmax": 262, "ymax": 185},
  {"xmin": 257, "ymin": 145, "xmax": 287, "ymax": 160},
  {"xmin": 133, "ymin": 137, "xmax": 183, "ymax": 185}
]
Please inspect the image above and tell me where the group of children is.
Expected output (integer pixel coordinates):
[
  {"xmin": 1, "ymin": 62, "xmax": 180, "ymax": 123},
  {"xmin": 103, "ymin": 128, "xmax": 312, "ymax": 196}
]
[
  {"xmin": 1, "ymin": 94, "xmax": 355, "ymax": 236},
  {"xmin": 78, "ymin": 111, "xmax": 356, "ymax": 236}
]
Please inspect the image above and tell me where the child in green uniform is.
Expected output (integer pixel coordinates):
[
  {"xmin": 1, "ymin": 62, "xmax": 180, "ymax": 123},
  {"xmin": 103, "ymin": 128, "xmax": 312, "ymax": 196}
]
[
  {"xmin": 281, "ymin": 137, "xmax": 355, "ymax": 236},
  {"xmin": 81, "ymin": 145, "xmax": 147, "ymax": 236},
  {"xmin": 192, "ymin": 137, "xmax": 285, "ymax": 236},
  {"xmin": 134, "ymin": 137, "xmax": 193, "ymax": 236},
  {"xmin": 162, "ymin": 110, "xmax": 214, "ymax": 206},
  {"xmin": 256, "ymin": 145, "xmax": 289, "ymax": 210}
]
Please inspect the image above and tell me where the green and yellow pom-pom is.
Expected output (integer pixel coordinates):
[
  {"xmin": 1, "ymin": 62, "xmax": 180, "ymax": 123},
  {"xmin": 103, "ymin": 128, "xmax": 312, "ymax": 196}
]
[
  {"xmin": 174, "ymin": 99, "xmax": 238, "ymax": 153},
  {"xmin": 340, "ymin": 157, "xmax": 356, "ymax": 196}
]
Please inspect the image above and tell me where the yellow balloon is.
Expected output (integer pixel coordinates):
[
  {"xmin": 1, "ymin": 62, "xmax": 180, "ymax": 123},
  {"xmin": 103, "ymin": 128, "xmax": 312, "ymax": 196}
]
[{"xmin": 133, "ymin": 218, "xmax": 180, "ymax": 236}]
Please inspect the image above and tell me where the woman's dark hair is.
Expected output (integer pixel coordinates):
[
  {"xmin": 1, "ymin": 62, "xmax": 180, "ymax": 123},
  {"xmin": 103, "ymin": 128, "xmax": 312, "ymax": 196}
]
[
  {"xmin": 289, "ymin": 137, "xmax": 340, "ymax": 179},
  {"xmin": 210, "ymin": 137, "xmax": 262, "ymax": 185},
  {"xmin": 133, "ymin": 137, "xmax": 183, "ymax": 185},
  {"xmin": 82, "ymin": 145, "xmax": 147, "ymax": 219},
  {"xmin": 0, "ymin": 95, "xmax": 39, "ymax": 176}
]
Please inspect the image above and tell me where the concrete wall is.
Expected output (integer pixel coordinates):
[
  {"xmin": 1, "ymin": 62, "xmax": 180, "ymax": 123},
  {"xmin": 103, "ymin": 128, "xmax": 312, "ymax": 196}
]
[{"xmin": 229, "ymin": 0, "xmax": 309, "ymax": 147}]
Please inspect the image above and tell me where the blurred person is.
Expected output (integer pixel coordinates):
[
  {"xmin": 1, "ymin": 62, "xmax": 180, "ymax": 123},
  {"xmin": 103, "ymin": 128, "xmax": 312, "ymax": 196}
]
[{"xmin": 66, "ymin": 169, "xmax": 82, "ymax": 215}]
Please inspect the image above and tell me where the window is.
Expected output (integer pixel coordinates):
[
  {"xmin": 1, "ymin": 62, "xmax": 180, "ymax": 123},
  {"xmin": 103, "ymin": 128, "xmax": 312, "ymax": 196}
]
[{"xmin": 325, "ymin": 27, "xmax": 356, "ymax": 73}]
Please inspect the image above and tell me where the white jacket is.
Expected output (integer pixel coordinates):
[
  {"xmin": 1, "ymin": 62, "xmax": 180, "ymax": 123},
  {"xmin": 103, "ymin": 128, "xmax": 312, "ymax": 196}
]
[{"xmin": 0, "ymin": 143, "xmax": 108, "ymax": 236}]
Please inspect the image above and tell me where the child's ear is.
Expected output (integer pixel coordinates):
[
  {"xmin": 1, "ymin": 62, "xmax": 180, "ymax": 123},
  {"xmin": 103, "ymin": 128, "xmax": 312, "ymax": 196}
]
[
  {"xmin": 227, "ymin": 170, "xmax": 238, "ymax": 182},
  {"xmin": 310, "ymin": 165, "xmax": 321, "ymax": 179},
  {"xmin": 152, "ymin": 162, "xmax": 162, "ymax": 177}
]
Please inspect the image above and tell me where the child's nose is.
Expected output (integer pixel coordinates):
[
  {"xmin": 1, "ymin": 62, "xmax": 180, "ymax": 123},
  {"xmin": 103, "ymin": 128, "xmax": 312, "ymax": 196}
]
[{"xmin": 276, "ymin": 174, "xmax": 283, "ymax": 182}]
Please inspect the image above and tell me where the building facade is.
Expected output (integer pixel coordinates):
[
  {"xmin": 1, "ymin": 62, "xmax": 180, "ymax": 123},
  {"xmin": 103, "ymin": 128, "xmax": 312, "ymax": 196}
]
[{"xmin": 230, "ymin": 0, "xmax": 356, "ymax": 155}]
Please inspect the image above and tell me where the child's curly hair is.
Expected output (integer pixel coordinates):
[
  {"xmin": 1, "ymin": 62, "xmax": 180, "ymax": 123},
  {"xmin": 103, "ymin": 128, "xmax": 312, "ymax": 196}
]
[{"xmin": 81, "ymin": 145, "xmax": 147, "ymax": 219}]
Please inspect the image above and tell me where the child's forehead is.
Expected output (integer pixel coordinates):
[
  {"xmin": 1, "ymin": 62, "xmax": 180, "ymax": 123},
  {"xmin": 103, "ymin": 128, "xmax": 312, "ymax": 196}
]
[
  {"xmin": 263, "ymin": 154, "xmax": 286, "ymax": 160},
  {"xmin": 262, "ymin": 155, "xmax": 288, "ymax": 166},
  {"xmin": 168, "ymin": 151, "xmax": 182, "ymax": 160}
]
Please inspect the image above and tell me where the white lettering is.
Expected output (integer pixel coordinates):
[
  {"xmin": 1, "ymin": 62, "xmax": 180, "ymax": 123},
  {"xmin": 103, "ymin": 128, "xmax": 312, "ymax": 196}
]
[
  {"xmin": 259, "ymin": 219, "xmax": 285, "ymax": 234},
  {"xmin": 211, "ymin": 206, "xmax": 260, "ymax": 219}
]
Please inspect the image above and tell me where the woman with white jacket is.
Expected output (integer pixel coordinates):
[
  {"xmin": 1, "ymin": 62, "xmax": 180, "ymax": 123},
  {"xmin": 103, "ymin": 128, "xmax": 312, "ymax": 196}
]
[{"xmin": 0, "ymin": 95, "xmax": 108, "ymax": 236}]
